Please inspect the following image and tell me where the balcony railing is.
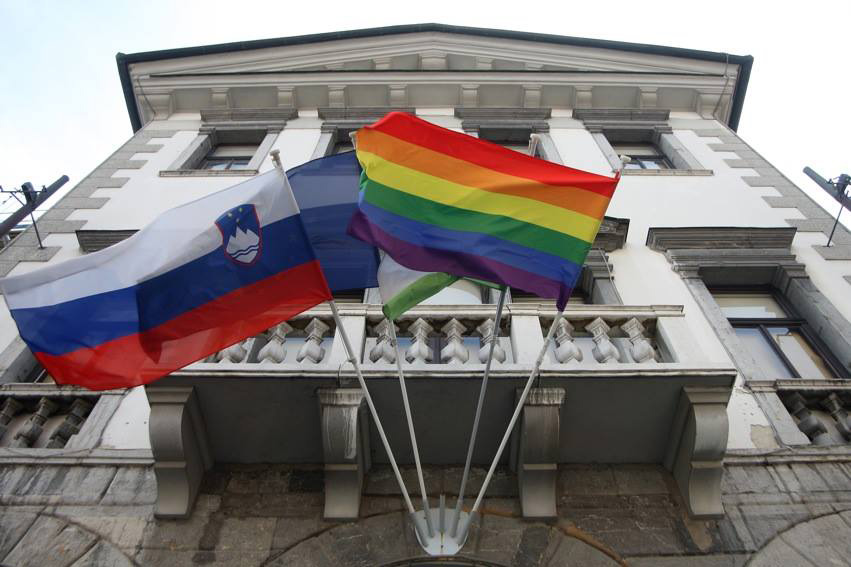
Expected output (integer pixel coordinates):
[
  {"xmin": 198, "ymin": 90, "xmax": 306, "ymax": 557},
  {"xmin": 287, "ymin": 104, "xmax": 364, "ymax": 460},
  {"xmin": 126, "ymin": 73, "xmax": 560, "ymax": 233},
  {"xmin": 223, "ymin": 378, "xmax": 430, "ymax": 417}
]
[{"xmin": 185, "ymin": 303, "xmax": 703, "ymax": 373}]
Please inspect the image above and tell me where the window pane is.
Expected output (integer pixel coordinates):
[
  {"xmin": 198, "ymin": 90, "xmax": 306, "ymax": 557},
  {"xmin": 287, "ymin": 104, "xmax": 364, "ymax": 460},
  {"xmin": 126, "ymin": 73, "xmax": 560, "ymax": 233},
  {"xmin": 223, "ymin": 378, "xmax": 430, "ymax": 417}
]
[
  {"xmin": 713, "ymin": 293, "xmax": 788, "ymax": 318},
  {"xmin": 209, "ymin": 144, "xmax": 258, "ymax": 158},
  {"xmin": 228, "ymin": 159, "xmax": 251, "ymax": 170},
  {"xmin": 734, "ymin": 327, "xmax": 794, "ymax": 378},
  {"xmin": 334, "ymin": 141, "xmax": 354, "ymax": 154},
  {"xmin": 767, "ymin": 327, "xmax": 835, "ymax": 379},
  {"xmin": 202, "ymin": 160, "xmax": 229, "ymax": 170}
]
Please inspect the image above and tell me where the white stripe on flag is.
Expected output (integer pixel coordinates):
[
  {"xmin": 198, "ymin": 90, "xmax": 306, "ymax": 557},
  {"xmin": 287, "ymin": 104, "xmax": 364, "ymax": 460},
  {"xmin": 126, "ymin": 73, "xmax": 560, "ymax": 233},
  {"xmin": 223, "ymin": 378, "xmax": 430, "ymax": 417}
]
[{"xmin": 2, "ymin": 169, "xmax": 299, "ymax": 309}]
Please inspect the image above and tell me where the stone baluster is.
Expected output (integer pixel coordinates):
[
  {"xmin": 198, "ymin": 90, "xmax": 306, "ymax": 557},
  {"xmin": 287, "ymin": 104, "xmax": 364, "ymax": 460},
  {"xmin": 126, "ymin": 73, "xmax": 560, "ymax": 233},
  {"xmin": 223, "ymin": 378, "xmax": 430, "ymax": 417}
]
[
  {"xmin": 297, "ymin": 318, "xmax": 331, "ymax": 364},
  {"xmin": 257, "ymin": 322, "xmax": 293, "ymax": 364},
  {"xmin": 405, "ymin": 318, "xmax": 433, "ymax": 363},
  {"xmin": 821, "ymin": 393, "xmax": 851, "ymax": 441},
  {"xmin": 586, "ymin": 318, "xmax": 620, "ymax": 363},
  {"xmin": 369, "ymin": 319, "xmax": 397, "ymax": 364},
  {"xmin": 46, "ymin": 398, "xmax": 94, "ymax": 448},
  {"xmin": 11, "ymin": 397, "xmax": 58, "ymax": 448},
  {"xmin": 476, "ymin": 319, "xmax": 506, "ymax": 364},
  {"xmin": 0, "ymin": 398, "xmax": 23, "ymax": 438},
  {"xmin": 440, "ymin": 318, "xmax": 469, "ymax": 364},
  {"xmin": 217, "ymin": 338, "xmax": 251, "ymax": 364},
  {"xmin": 783, "ymin": 393, "xmax": 831, "ymax": 445},
  {"xmin": 553, "ymin": 319, "xmax": 582, "ymax": 364},
  {"xmin": 621, "ymin": 317, "xmax": 657, "ymax": 363}
]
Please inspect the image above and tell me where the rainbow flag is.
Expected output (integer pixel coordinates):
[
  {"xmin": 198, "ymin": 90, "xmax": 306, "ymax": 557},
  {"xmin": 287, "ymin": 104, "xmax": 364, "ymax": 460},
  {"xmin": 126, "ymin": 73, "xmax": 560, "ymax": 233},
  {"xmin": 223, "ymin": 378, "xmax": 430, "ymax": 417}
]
[{"xmin": 347, "ymin": 112, "xmax": 620, "ymax": 309}]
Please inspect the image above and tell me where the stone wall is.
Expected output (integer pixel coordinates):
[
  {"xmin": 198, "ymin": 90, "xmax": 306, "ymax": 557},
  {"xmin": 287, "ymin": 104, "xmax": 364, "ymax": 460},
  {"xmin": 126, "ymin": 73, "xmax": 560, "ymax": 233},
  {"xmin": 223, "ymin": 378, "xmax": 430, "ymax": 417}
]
[{"xmin": 1, "ymin": 461, "xmax": 850, "ymax": 566}]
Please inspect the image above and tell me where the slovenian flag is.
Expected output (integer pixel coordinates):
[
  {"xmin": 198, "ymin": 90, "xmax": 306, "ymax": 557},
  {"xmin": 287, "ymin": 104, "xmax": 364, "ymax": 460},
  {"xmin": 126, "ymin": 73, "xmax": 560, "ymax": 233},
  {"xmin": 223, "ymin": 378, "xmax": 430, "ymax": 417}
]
[
  {"xmin": 0, "ymin": 169, "xmax": 332, "ymax": 390},
  {"xmin": 348, "ymin": 112, "xmax": 620, "ymax": 310}
]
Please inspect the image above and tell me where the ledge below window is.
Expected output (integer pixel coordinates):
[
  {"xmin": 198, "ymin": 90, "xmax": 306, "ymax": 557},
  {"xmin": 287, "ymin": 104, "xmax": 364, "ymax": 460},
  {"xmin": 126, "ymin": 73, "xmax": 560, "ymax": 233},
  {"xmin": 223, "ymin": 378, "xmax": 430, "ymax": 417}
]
[
  {"xmin": 622, "ymin": 169, "xmax": 713, "ymax": 176},
  {"xmin": 159, "ymin": 169, "xmax": 258, "ymax": 178}
]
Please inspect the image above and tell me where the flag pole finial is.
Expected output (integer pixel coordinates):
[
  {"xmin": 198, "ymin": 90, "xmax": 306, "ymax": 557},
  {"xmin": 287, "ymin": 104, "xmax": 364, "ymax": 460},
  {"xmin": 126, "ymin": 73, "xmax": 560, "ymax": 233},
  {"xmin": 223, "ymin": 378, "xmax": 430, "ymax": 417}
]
[{"xmin": 270, "ymin": 149, "xmax": 283, "ymax": 170}]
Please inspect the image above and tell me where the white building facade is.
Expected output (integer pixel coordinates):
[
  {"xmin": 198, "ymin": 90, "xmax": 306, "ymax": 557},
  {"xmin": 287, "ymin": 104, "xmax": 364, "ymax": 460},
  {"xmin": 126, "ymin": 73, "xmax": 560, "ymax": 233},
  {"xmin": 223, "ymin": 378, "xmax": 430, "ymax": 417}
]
[{"xmin": 1, "ymin": 25, "xmax": 850, "ymax": 566}]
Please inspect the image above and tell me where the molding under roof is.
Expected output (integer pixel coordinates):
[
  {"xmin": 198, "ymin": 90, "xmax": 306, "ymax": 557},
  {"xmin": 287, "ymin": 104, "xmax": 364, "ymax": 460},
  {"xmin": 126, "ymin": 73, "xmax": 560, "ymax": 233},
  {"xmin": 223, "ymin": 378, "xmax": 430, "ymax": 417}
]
[{"xmin": 116, "ymin": 23, "xmax": 753, "ymax": 132}]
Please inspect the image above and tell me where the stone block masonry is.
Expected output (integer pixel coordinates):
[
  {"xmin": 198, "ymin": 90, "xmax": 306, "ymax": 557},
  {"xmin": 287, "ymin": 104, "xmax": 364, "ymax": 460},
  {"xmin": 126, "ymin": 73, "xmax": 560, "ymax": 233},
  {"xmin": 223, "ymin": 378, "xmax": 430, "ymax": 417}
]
[{"xmin": 0, "ymin": 461, "xmax": 848, "ymax": 565}]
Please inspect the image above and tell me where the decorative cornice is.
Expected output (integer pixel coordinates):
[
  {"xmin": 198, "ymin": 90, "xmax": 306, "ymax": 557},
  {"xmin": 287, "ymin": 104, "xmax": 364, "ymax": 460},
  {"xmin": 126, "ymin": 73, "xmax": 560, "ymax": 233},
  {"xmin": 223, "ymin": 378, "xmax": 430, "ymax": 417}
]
[
  {"xmin": 573, "ymin": 108, "xmax": 670, "ymax": 123},
  {"xmin": 646, "ymin": 227, "xmax": 797, "ymax": 252},
  {"xmin": 200, "ymin": 107, "xmax": 297, "ymax": 123},
  {"xmin": 594, "ymin": 216, "xmax": 630, "ymax": 252},
  {"xmin": 318, "ymin": 107, "xmax": 414, "ymax": 121},
  {"xmin": 461, "ymin": 119, "xmax": 550, "ymax": 133},
  {"xmin": 454, "ymin": 107, "xmax": 551, "ymax": 120}
]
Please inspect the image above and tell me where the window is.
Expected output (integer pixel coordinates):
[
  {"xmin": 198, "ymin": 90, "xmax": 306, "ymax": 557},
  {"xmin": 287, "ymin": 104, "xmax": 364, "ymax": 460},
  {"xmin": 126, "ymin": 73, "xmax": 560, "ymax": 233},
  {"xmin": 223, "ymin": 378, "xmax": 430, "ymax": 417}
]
[
  {"xmin": 711, "ymin": 290, "xmax": 842, "ymax": 380},
  {"xmin": 611, "ymin": 142, "xmax": 672, "ymax": 170},
  {"xmin": 200, "ymin": 144, "xmax": 257, "ymax": 170},
  {"xmin": 573, "ymin": 109, "xmax": 706, "ymax": 173},
  {"xmin": 162, "ymin": 126, "xmax": 280, "ymax": 176}
]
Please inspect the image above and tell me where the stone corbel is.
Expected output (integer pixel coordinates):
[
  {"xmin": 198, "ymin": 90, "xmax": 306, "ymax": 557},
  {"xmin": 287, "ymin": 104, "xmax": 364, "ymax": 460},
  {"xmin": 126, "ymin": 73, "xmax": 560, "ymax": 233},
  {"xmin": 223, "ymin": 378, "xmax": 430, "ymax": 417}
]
[
  {"xmin": 664, "ymin": 386, "xmax": 731, "ymax": 519},
  {"xmin": 318, "ymin": 388, "xmax": 370, "ymax": 520},
  {"xmin": 147, "ymin": 386, "xmax": 213, "ymax": 519},
  {"xmin": 512, "ymin": 387, "xmax": 565, "ymax": 520}
]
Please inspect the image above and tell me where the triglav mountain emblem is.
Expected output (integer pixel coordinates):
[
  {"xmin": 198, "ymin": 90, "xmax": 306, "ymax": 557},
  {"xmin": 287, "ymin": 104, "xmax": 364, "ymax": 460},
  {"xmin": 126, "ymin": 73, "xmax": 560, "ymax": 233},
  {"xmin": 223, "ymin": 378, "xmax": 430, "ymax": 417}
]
[{"xmin": 216, "ymin": 204, "xmax": 262, "ymax": 265}]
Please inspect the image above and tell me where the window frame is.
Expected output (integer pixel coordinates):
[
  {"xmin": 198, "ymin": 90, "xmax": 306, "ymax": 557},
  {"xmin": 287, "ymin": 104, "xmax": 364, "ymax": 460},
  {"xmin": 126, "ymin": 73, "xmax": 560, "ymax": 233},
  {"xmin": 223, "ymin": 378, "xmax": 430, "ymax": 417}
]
[
  {"xmin": 710, "ymin": 286, "xmax": 847, "ymax": 379},
  {"xmin": 161, "ymin": 107, "xmax": 295, "ymax": 177}
]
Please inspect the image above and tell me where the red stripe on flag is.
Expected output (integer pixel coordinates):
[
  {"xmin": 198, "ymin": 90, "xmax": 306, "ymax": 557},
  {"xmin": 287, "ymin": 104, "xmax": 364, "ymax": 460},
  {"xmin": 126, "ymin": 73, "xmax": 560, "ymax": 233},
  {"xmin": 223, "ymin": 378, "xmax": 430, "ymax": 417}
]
[
  {"xmin": 366, "ymin": 112, "xmax": 618, "ymax": 198},
  {"xmin": 37, "ymin": 260, "xmax": 331, "ymax": 390}
]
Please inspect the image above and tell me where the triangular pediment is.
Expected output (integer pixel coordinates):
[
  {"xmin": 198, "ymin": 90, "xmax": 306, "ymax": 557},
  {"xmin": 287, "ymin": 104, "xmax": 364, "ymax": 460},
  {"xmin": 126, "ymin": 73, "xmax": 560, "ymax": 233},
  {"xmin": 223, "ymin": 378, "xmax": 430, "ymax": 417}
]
[{"xmin": 134, "ymin": 30, "xmax": 731, "ymax": 78}]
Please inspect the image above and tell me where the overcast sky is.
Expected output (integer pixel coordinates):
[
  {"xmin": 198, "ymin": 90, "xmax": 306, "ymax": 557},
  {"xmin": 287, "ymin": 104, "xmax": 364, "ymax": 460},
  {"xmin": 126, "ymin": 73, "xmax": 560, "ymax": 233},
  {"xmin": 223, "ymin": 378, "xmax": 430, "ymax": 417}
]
[{"xmin": 1, "ymin": 0, "xmax": 848, "ymax": 228}]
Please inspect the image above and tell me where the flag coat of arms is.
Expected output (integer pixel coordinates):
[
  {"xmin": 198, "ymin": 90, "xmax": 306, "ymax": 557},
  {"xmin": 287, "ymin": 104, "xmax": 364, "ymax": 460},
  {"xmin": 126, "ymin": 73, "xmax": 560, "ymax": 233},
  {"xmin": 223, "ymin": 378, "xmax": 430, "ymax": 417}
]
[
  {"xmin": 347, "ymin": 112, "xmax": 620, "ymax": 310},
  {"xmin": 0, "ymin": 169, "xmax": 332, "ymax": 390}
]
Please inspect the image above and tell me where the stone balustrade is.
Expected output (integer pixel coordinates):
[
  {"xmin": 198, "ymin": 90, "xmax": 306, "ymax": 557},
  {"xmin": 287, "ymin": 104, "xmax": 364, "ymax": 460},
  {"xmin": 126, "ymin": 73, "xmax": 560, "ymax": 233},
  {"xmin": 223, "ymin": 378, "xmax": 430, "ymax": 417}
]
[{"xmin": 190, "ymin": 304, "xmax": 693, "ymax": 371}]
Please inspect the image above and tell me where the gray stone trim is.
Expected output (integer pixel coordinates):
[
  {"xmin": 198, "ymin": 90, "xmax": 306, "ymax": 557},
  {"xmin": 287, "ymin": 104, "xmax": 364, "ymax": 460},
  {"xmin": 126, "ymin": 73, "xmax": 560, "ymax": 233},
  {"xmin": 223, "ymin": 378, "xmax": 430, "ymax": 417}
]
[
  {"xmin": 0, "ymin": 337, "xmax": 37, "ymax": 385},
  {"xmin": 462, "ymin": 119, "xmax": 550, "ymax": 134},
  {"xmin": 696, "ymin": 127, "xmax": 851, "ymax": 266},
  {"xmin": 647, "ymin": 227, "xmax": 797, "ymax": 251},
  {"xmin": 454, "ymin": 107, "xmax": 552, "ymax": 120},
  {"xmin": 573, "ymin": 108, "xmax": 670, "ymax": 122},
  {"xmin": 318, "ymin": 107, "xmax": 414, "ymax": 121},
  {"xmin": 0, "ymin": 127, "xmax": 177, "ymax": 278},
  {"xmin": 621, "ymin": 168, "xmax": 713, "ymax": 176},
  {"xmin": 200, "ymin": 106, "xmax": 297, "ymax": 127}
]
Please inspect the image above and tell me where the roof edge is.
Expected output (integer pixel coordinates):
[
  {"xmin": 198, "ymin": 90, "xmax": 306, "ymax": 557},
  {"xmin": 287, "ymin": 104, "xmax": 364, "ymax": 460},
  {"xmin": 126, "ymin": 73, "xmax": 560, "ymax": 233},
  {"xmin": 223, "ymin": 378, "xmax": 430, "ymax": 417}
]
[{"xmin": 117, "ymin": 23, "xmax": 754, "ymax": 132}]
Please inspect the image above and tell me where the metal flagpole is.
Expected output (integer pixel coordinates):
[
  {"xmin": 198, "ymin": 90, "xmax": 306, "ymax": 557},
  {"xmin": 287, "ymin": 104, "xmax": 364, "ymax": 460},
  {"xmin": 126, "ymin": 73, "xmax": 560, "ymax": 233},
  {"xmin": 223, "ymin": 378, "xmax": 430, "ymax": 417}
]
[
  {"xmin": 328, "ymin": 302, "xmax": 428, "ymax": 541},
  {"xmin": 387, "ymin": 320, "xmax": 436, "ymax": 538},
  {"xmin": 271, "ymin": 150, "xmax": 426, "ymax": 540},
  {"xmin": 449, "ymin": 286, "xmax": 507, "ymax": 537},
  {"xmin": 455, "ymin": 309, "xmax": 565, "ymax": 543}
]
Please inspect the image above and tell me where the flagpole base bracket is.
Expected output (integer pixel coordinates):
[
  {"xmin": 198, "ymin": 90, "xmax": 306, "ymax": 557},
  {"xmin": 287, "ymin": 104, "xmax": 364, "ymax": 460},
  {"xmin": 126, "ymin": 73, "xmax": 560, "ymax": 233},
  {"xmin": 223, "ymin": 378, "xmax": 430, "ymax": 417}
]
[{"xmin": 413, "ymin": 494, "xmax": 471, "ymax": 556}]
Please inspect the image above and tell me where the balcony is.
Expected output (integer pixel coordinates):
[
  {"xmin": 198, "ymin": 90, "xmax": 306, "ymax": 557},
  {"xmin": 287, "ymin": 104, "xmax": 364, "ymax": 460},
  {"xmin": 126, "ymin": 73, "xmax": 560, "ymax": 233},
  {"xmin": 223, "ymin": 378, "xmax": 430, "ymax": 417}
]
[{"xmin": 146, "ymin": 303, "xmax": 736, "ymax": 521}]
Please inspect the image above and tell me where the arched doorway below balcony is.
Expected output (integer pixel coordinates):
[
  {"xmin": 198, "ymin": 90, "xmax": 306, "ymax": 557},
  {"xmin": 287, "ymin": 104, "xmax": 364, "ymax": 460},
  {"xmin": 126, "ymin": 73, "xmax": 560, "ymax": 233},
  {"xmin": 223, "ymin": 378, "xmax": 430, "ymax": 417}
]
[{"xmin": 263, "ymin": 510, "xmax": 621, "ymax": 566}]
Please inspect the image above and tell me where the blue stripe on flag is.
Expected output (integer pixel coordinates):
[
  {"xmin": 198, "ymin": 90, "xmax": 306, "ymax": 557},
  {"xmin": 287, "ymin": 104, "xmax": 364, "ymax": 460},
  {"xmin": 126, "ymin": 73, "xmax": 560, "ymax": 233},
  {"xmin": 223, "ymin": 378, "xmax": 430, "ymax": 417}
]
[
  {"xmin": 12, "ymin": 215, "xmax": 315, "ymax": 356},
  {"xmin": 288, "ymin": 152, "xmax": 379, "ymax": 291}
]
